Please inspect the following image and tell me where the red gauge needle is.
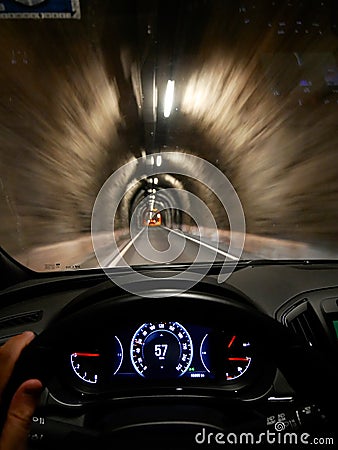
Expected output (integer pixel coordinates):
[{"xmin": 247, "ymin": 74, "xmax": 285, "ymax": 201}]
[
  {"xmin": 227, "ymin": 335, "xmax": 236, "ymax": 348},
  {"xmin": 228, "ymin": 357, "xmax": 249, "ymax": 361},
  {"xmin": 74, "ymin": 353, "xmax": 100, "ymax": 357}
]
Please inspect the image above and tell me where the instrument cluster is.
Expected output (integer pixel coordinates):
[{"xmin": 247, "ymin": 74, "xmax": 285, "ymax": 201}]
[{"xmin": 66, "ymin": 321, "xmax": 257, "ymax": 392}]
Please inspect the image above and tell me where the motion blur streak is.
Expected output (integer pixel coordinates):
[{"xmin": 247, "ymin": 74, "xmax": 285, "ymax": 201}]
[
  {"xmin": 0, "ymin": 22, "xmax": 132, "ymax": 261},
  {"xmin": 1, "ymin": 0, "xmax": 338, "ymax": 271},
  {"xmin": 181, "ymin": 3, "xmax": 338, "ymax": 248}
]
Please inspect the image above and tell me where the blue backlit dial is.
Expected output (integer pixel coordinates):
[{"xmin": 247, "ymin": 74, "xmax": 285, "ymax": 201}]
[{"xmin": 130, "ymin": 322, "xmax": 193, "ymax": 378}]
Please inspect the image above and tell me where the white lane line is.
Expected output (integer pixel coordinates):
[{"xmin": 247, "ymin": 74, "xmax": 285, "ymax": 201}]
[
  {"xmin": 106, "ymin": 229, "xmax": 144, "ymax": 267},
  {"xmin": 163, "ymin": 226, "xmax": 239, "ymax": 261}
]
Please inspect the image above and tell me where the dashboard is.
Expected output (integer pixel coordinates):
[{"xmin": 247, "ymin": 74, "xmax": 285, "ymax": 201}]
[
  {"xmin": 1, "ymin": 261, "xmax": 338, "ymax": 448},
  {"xmin": 47, "ymin": 285, "xmax": 278, "ymax": 406}
]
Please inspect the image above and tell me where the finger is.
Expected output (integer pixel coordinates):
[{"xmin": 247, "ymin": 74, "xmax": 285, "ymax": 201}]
[
  {"xmin": 0, "ymin": 379, "xmax": 43, "ymax": 450},
  {"xmin": 0, "ymin": 332, "xmax": 36, "ymax": 399}
]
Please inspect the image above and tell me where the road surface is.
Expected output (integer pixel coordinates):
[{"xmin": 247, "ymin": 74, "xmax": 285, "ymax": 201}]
[{"xmin": 103, "ymin": 226, "xmax": 238, "ymax": 267}]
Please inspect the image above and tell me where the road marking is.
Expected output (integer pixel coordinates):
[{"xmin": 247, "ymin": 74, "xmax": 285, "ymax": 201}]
[
  {"xmin": 105, "ymin": 229, "xmax": 144, "ymax": 267},
  {"xmin": 163, "ymin": 227, "xmax": 239, "ymax": 261}
]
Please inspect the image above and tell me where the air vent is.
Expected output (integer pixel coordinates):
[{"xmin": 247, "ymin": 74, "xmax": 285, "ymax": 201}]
[
  {"xmin": 282, "ymin": 300, "xmax": 322, "ymax": 348},
  {"xmin": 0, "ymin": 310, "xmax": 43, "ymax": 330}
]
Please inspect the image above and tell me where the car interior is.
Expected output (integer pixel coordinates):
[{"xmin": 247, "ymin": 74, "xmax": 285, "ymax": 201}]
[{"xmin": 1, "ymin": 0, "xmax": 338, "ymax": 449}]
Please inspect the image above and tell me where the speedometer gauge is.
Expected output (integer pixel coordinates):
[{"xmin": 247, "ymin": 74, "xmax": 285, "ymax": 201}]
[{"xmin": 130, "ymin": 322, "xmax": 193, "ymax": 378}]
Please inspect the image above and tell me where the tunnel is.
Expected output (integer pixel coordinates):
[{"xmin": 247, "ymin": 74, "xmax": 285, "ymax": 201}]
[
  {"xmin": 128, "ymin": 174, "xmax": 185, "ymax": 230},
  {"xmin": 1, "ymin": 0, "xmax": 338, "ymax": 270}
]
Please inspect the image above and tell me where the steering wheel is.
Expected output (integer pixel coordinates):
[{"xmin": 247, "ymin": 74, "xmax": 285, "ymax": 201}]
[{"xmin": 2, "ymin": 277, "xmax": 338, "ymax": 449}]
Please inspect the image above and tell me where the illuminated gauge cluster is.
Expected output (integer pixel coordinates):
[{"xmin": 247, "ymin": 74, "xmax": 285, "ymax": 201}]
[{"xmin": 69, "ymin": 322, "xmax": 254, "ymax": 387}]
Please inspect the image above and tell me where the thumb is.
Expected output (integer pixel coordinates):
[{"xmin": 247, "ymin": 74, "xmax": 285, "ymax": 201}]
[{"xmin": 0, "ymin": 379, "xmax": 43, "ymax": 450}]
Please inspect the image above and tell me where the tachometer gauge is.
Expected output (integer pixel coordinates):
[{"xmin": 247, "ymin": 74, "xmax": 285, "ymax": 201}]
[
  {"xmin": 224, "ymin": 335, "xmax": 252, "ymax": 381},
  {"xmin": 131, "ymin": 322, "xmax": 193, "ymax": 378},
  {"xmin": 70, "ymin": 352, "xmax": 101, "ymax": 384},
  {"xmin": 70, "ymin": 336, "xmax": 123, "ymax": 384}
]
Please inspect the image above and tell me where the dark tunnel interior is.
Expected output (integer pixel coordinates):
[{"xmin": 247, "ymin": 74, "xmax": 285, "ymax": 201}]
[{"xmin": 1, "ymin": 0, "xmax": 338, "ymax": 270}]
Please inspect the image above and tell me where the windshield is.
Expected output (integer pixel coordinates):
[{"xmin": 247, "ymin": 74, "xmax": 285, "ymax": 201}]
[{"xmin": 1, "ymin": 0, "xmax": 338, "ymax": 272}]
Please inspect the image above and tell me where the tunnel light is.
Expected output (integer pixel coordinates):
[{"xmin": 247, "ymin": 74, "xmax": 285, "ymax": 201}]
[
  {"xmin": 153, "ymin": 85, "xmax": 158, "ymax": 119},
  {"xmin": 164, "ymin": 80, "xmax": 175, "ymax": 118},
  {"xmin": 154, "ymin": 177, "xmax": 158, "ymax": 185},
  {"xmin": 156, "ymin": 155, "xmax": 162, "ymax": 167}
]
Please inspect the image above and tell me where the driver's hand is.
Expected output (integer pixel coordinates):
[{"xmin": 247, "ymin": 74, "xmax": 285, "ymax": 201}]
[{"xmin": 0, "ymin": 332, "xmax": 43, "ymax": 450}]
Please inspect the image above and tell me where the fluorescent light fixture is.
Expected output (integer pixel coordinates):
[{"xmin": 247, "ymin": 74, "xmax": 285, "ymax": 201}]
[
  {"xmin": 164, "ymin": 80, "xmax": 175, "ymax": 118},
  {"xmin": 156, "ymin": 155, "xmax": 162, "ymax": 167},
  {"xmin": 153, "ymin": 85, "xmax": 158, "ymax": 119}
]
